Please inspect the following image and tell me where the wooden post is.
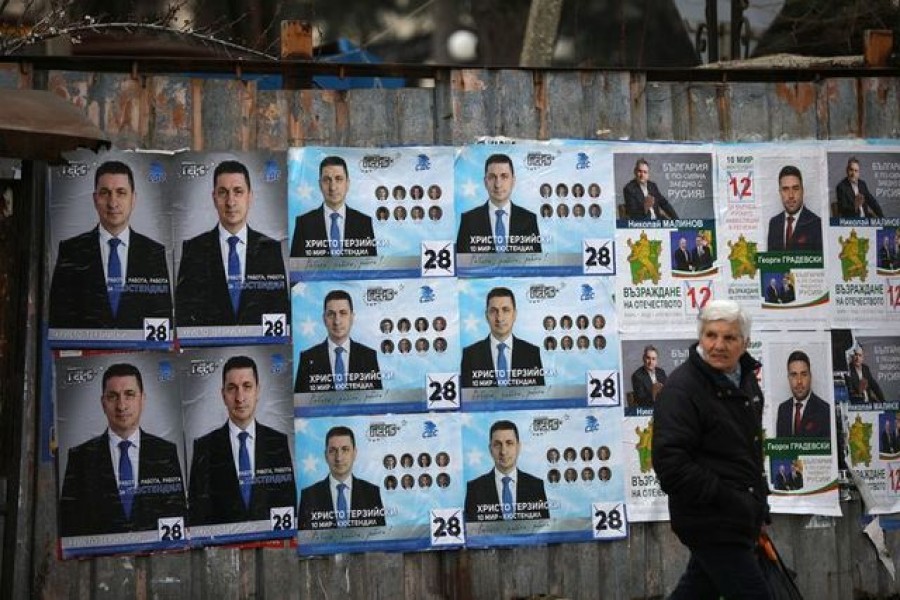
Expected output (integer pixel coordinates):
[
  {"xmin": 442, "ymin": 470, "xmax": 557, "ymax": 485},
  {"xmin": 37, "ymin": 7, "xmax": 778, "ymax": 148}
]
[{"xmin": 281, "ymin": 20, "xmax": 313, "ymax": 90}]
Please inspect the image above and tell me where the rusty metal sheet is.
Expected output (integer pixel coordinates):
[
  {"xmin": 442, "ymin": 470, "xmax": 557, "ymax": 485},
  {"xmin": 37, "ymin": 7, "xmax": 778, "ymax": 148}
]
[
  {"xmin": 861, "ymin": 77, "xmax": 900, "ymax": 138},
  {"xmin": 150, "ymin": 76, "xmax": 193, "ymax": 149},
  {"xmin": 823, "ymin": 78, "xmax": 861, "ymax": 138},
  {"xmin": 727, "ymin": 82, "xmax": 770, "ymax": 142},
  {"xmin": 0, "ymin": 89, "xmax": 109, "ymax": 161}
]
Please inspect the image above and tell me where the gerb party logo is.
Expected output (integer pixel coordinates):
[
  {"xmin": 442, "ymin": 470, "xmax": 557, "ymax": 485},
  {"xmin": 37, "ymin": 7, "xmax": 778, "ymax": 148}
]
[
  {"xmin": 415, "ymin": 154, "xmax": 432, "ymax": 171},
  {"xmin": 527, "ymin": 284, "xmax": 560, "ymax": 302},
  {"xmin": 365, "ymin": 285, "xmax": 400, "ymax": 305},
  {"xmin": 525, "ymin": 152, "xmax": 555, "ymax": 169},
  {"xmin": 368, "ymin": 421, "xmax": 402, "ymax": 441},
  {"xmin": 575, "ymin": 152, "xmax": 591, "ymax": 170},
  {"xmin": 727, "ymin": 234, "xmax": 758, "ymax": 279},
  {"xmin": 60, "ymin": 163, "xmax": 89, "ymax": 178},
  {"xmin": 180, "ymin": 162, "xmax": 210, "ymax": 178},
  {"xmin": 531, "ymin": 416, "xmax": 562, "ymax": 435},
  {"xmin": 626, "ymin": 231, "xmax": 662, "ymax": 285},
  {"xmin": 580, "ymin": 284, "xmax": 595, "ymax": 302},
  {"xmin": 422, "ymin": 420, "xmax": 439, "ymax": 438},
  {"xmin": 190, "ymin": 360, "xmax": 218, "ymax": 377},
  {"xmin": 148, "ymin": 161, "xmax": 167, "ymax": 184},
  {"xmin": 584, "ymin": 415, "xmax": 600, "ymax": 433},
  {"xmin": 65, "ymin": 367, "xmax": 97, "ymax": 385},
  {"xmin": 359, "ymin": 154, "xmax": 394, "ymax": 173},
  {"xmin": 838, "ymin": 229, "xmax": 869, "ymax": 282},
  {"xmin": 419, "ymin": 285, "xmax": 436, "ymax": 303}
]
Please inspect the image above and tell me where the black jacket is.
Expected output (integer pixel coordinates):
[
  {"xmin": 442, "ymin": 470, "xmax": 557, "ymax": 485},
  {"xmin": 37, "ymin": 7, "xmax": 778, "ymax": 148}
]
[{"xmin": 652, "ymin": 343, "xmax": 768, "ymax": 548}]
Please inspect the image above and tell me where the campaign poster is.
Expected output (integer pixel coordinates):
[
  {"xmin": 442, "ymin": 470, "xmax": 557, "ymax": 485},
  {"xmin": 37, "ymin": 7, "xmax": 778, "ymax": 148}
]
[
  {"xmin": 55, "ymin": 352, "xmax": 188, "ymax": 558},
  {"xmin": 619, "ymin": 333, "xmax": 694, "ymax": 522},
  {"xmin": 171, "ymin": 151, "xmax": 291, "ymax": 346},
  {"xmin": 832, "ymin": 329, "xmax": 900, "ymax": 514},
  {"xmin": 461, "ymin": 408, "xmax": 626, "ymax": 548},
  {"xmin": 295, "ymin": 413, "xmax": 464, "ymax": 555},
  {"xmin": 180, "ymin": 345, "xmax": 296, "ymax": 546},
  {"xmin": 756, "ymin": 331, "xmax": 841, "ymax": 517},
  {"xmin": 457, "ymin": 276, "xmax": 619, "ymax": 411},
  {"xmin": 716, "ymin": 143, "xmax": 829, "ymax": 328},
  {"xmin": 454, "ymin": 141, "xmax": 616, "ymax": 278},
  {"xmin": 826, "ymin": 145, "xmax": 900, "ymax": 326},
  {"xmin": 612, "ymin": 143, "xmax": 717, "ymax": 332},
  {"xmin": 287, "ymin": 146, "xmax": 456, "ymax": 281},
  {"xmin": 47, "ymin": 150, "xmax": 174, "ymax": 349},
  {"xmin": 292, "ymin": 278, "xmax": 461, "ymax": 416}
]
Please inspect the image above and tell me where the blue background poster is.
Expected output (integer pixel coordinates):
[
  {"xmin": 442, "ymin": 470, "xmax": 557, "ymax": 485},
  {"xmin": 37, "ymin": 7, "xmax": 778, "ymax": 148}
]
[
  {"xmin": 295, "ymin": 413, "xmax": 464, "ymax": 555},
  {"xmin": 461, "ymin": 408, "xmax": 626, "ymax": 548},
  {"xmin": 288, "ymin": 146, "xmax": 456, "ymax": 281},
  {"xmin": 455, "ymin": 142, "xmax": 615, "ymax": 277},
  {"xmin": 292, "ymin": 278, "xmax": 461, "ymax": 415},
  {"xmin": 457, "ymin": 276, "xmax": 618, "ymax": 410}
]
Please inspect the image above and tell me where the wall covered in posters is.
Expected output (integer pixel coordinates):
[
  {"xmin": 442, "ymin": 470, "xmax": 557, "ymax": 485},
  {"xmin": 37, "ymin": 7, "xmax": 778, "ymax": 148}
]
[{"xmin": 47, "ymin": 139, "xmax": 900, "ymax": 558}]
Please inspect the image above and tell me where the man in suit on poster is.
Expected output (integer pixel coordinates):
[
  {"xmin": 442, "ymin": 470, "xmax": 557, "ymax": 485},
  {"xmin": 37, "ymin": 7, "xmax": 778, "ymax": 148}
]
[
  {"xmin": 766, "ymin": 165, "xmax": 823, "ymax": 252},
  {"xmin": 846, "ymin": 347, "xmax": 885, "ymax": 404},
  {"xmin": 297, "ymin": 425, "xmax": 385, "ymax": 530},
  {"xmin": 49, "ymin": 160, "xmax": 173, "ymax": 330},
  {"xmin": 175, "ymin": 160, "xmax": 290, "ymax": 328},
  {"xmin": 456, "ymin": 153, "xmax": 542, "ymax": 254},
  {"xmin": 630, "ymin": 345, "xmax": 668, "ymax": 407},
  {"xmin": 622, "ymin": 158, "xmax": 679, "ymax": 221},
  {"xmin": 460, "ymin": 287, "xmax": 544, "ymax": 388},
  {"xmin": 673, "ymin": 237, "xmax": 693, "ymax": 271},
  {"xmin": 290, "ymin": 155, "xmax": 377, "ymax": 258},
  {"xmin": 59, "ymin": 363, "xmax": 186, "ymax": 537},
  {"xmin": 776, "ymin": 350, "xmax": 831, "ymax": 438},
  {"xmin": 188, "ymin": 356, "xmax": 296, "ymax": 526},
  {"xmin": 464, "ymin": 420, "xmax": 550, "ymax": 522},
  {"xmin": 295, "ymin": 290, "xmax": 382, "ymax": 393},
  {"xmin": 691, "ymin": 233, "xmax": 713, "ymax": 271},
  {"xmin": 836, "ymin": 157, "xmax": 884, "ymax": 219}
]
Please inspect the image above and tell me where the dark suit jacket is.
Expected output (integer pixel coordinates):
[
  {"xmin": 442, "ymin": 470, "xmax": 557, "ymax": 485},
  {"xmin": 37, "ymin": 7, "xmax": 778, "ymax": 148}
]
[
  {"xmin": 882, "ymin": 429, "xmax": 899, "ymax": 454},
  {"xmin": 673, "ymin": 247, "xmax": 692, "ymax": 271},
  {"xmin": 767, "ymin": 208, "xmax": 822, "ymax": 252},
  {"xmin": 623, "ymin": 180, "xmax": 678, "ymax": 220},
  {"xmin": 464, "ymin": 469, "xmax": 549, "ymax": 522},
  {"xmin": 879, "ymin": 244, "xmax": 899, "ymax": 270},
  {"xmin": 297, "ymin": 475, "xmax": 385, "ymax": 530},
  {"xmin": 295, "ymin": 339, "xmax": 382, "ymax": 393},
  {"xmin": 59, "ymin": 429, "xmax": 186, "ymax": 537},
  {"xmin": 775, "ymin": 393, "xmax": 831, "ymax": 438},
  {"xmin": 631, "ymin": 367, "xmax": 667, "ymax": 407},
  {"xmin": 691, "ymin": 246, "xmax": 713, "ymax": 270},
  {"xmin": 774, "ymin": 470, "xmax": 789, "ymax": 491},
  {"xmin": 187, "ymin": 421, "xmax": 296, "ymax": 526},
  {"xmin": 175, "ymin": 226, "xmax": 290, "ymax": 327},
  {"xmin": 836, "ymin": 177, "xmax": 883, "ymax": 218},
  {"xmin": 460, "ymin": 335, "xmax": 544, "ymax": 388},
  {"xmin": 764, "ymin": 283, "xmax": 782, "ymax": 304},
  {"xmin": 779, "ymin": 284, "xmax": 795, "ymax": 303},
  {"xmin": 846, "ymin": 364, "xmax": 885, "ymax": 403},
  {"xmin": 456, "ymin": 202, "xmax": 541, "ymax": 253},
  {"xmin": 290, "ymin": 205, "xmax": 377, "ymax": 257},
  {"xmin": 49, "ymin": 227, "xmax": 172, "ymax": 330}
]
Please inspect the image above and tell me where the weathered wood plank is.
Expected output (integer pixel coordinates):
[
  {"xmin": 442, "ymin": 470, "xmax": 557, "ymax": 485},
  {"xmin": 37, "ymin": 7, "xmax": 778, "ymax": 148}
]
[
  {"xmin": 255, "ymin": 90, "xmax": 290, "ymax": 151},
  {"xmin": 645, "ymin": 81, "xmax": 676, "ymax": 141},
  {"xmin": 629, "ymin": 73, "xmax": 649, "ymax": 141},
  {"xmin": 396, "ymin": 88, "xmax": 435, "ymax": 145},
  {"xmin": 345, "ymin": 89, "xmax": 398, "ymax": 147},
  {"xmin": 196, "ymin": 546, "xmax": 243, "ymax": 600},
  {"xmin": 727, "ymin": 82, "xmax": 770, "ymax": 142},
  {"xmin": 93, "ymin": 555, "xmax": 137, "ymax": 599},
  {"xmin": 199, "ymin": 79, "xmax": 255, "ymax": 152},
  {"xmin": 861, "ymin": 76, "xmax": 900, "ymax": 138},
  {"xmin": 450, "ymin": 69, "xmax": 491, "ymax": 144},
  {"xmin": 544, "ymin": 71, "xmax": 585, "ymax": 139},
  {"xmin": 289, "ymin": 90, "xmax": 339, "ymax": 147},
  {"xmin": 588, "ymin": 71, "xmax": 634, "ymax": 141},
  {"xmin": 823, "ymin": 78, "xmax": 861, "ymax": 139},
  {"xmin": 149, "ymin": 76, "xmax": 193, "ymax": 150},
  {"xmin": 357, "ymin": 551, "xmax": 404, "ymax": 599},
  {"xmin": 402, "ymin": 550, "xmax": 444, "ymax": 599},
  {"xmin": 684, "ymin": 83, "xmax": 722, "ymax": 141},
  {"xmin": 494, "ymin": 71, "xmax": 539, "ymax": 140},
  {"xmin": 145, "ymin": 550, "xmax": 192, "ymax": 599},
  {"xmin": 768, "ymin": 82, "xmax": 819, "ymax": 139}
]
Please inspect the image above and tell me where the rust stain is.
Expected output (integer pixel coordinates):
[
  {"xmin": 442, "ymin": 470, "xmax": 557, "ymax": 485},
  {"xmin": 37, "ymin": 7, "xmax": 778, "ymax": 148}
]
[
  {"xmin": 774, "ymin": 82, "xmax": 815, "ymax": 114},
  {"xmin": 191, "ymin": 79, "xmax": 203, "ymax": 151},
  {"xmin": 452, "ymin": 69, "xmax": 487, "ymax": 92}
]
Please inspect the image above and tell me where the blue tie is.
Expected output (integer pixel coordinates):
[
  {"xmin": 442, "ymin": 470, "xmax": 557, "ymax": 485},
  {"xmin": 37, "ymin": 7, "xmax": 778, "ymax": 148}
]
[
  {"xmin": 334, "ymin": 347, "xmax": 347, "ymax": 390},
  {"xmin": 107, "ymin": 238, "xmax": 123, "ymax": 317},
  {"xmin": 336, "ymin": 482, "xmax": 349, "ymax": 527},
  {"xmin": 502, "ymin": 476, "xmax": 513, "ymax": 520},
  {"xmin": 227, "ymin": 235, "xmax": 241, "ymax": 314},
  {"xmin": 497, "ymin": 342, "xmax": 509, "ymax": 386},
  {"xmin": 495, "ymin": 209, "xmax": 507, "ymax": 252},
  {"xmin": 238, "ymin": 431, "xmax": 252, "ymax": 509},
  {"xmin": 118, "ymin": 440, "xmax": 134, "ymax": 519},
  {"xmin": 330, "ymin": 213, "xmax": 342, "ymax": 256}
]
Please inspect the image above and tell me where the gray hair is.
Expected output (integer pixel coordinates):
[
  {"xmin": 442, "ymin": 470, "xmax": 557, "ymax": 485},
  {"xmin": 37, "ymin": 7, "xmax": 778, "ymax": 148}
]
[{"xmin": 697, "ymin": 299, "xmax": 751, "ymax": 339}]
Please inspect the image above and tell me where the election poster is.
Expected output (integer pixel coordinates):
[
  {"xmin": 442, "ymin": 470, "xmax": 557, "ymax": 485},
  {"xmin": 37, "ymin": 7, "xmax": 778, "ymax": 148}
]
[
  {"xmin": 832, "ymin": 328, "xmax": 900, "ymax": 514},
  {"xmin": 180, "ymin": 345, "xmax": 296, "ymax": 546},
  {"xmin": 294, "ymin": 413, "xmax": 464, "ymax": 555},
  {"xmin": 48, "ymin": 150, "xmax": 175, "ymax": 349},
  {"xmin": 612, "ymin": 143, "xmax": 717, "ymax": 332},
  {"xmin": 455, "ymin": 141, "xmax": 615, "ymax": 278},
  {"xmin": 292, "ymin": 278, "xmax": 461, "ymax": 416},
  {"xmin": 825, "ymin": 144, "xmax": 900, "ymax": 327},
  {"xmin": 287, "ymin": 146, "xmax": 456, "ymax": 282},
  {"xmin": 461, "ymin": 408, "xmax": 627, "ymax": 548},
  {"xmin": 756, "ymin": 330, "xmax": 841, "ymax": 517},
  {"xmin": 619, "ymin": 332, "xmax": 695, "ymax": 522},
  {"xmin": 716, "ymin": 143, "xmax": 830, "ymax": 329},
  {"xmin": 457, "ymin": 276, "xmax": 619, "ymax": 411},
  {"xmin": 170, "ymin": 151, "xmax": 291, "ymax": 346},
  {"xmin": 55, "ymin": 352, "xmax": 188, "ymax": 558}
]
